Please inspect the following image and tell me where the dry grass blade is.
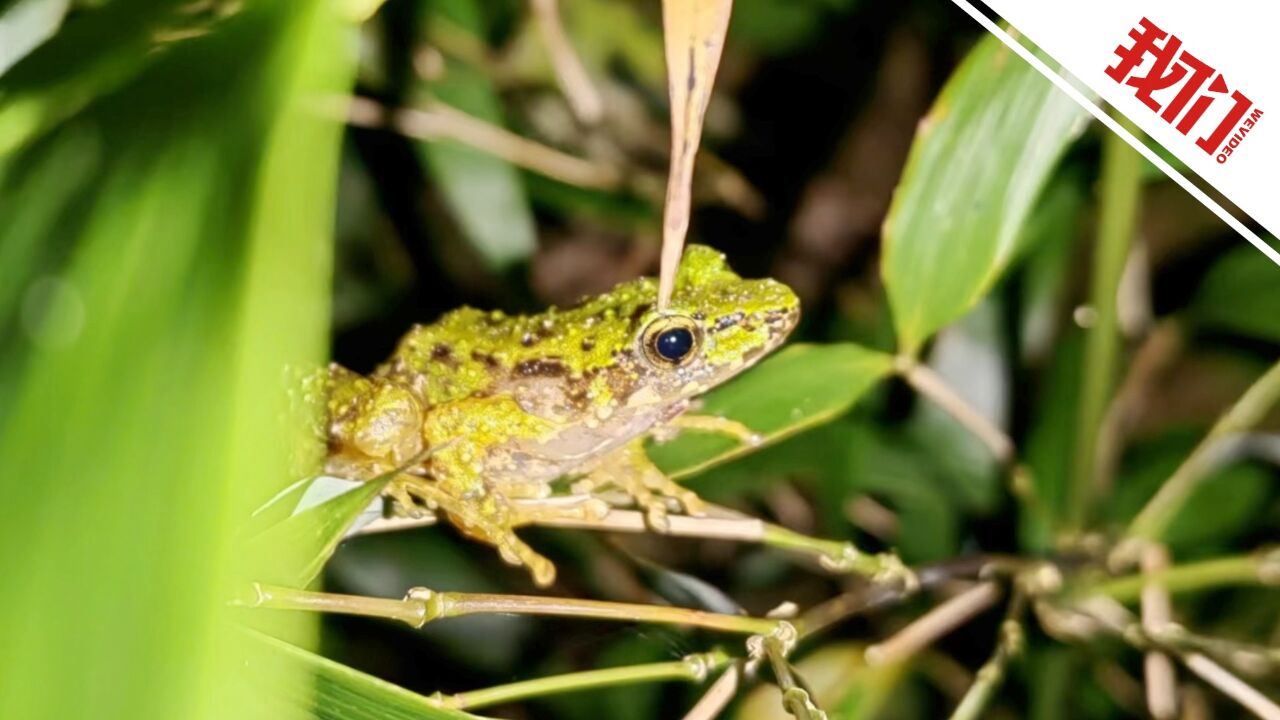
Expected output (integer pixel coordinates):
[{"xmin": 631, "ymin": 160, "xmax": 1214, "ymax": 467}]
[{"xmin": 657, "ymin": 0, "xmax": 734, "ymax": 309}]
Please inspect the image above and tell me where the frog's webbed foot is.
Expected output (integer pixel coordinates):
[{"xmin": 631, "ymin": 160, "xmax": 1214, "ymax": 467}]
[
  {"xmin": 389, "ymin": 474, "xmax": 557, "ymax": 587},
  {"xmin": 574, "ymin": 439, "xmax": 706, "ymax": 531}
]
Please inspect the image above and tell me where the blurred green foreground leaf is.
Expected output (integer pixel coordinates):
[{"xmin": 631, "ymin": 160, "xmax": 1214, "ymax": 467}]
[{"xmin": 0, "ymin": 2, "xmax": 354, "ymax": 719}]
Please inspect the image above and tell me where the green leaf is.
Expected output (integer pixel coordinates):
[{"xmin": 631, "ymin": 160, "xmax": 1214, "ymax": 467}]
[
  {"xmin": 246, "ymin": 475, "xmax": 390, "ymax": 589},
  {"xmin": 648, "ymin": 343, "xmax": 894, "ymax": 479},
  {"xmin": 1190, "ymin": 244, "xmax": 1280, "ymax": 343},
  {"xmin": 0, "ymin": 4, "xmax": 354, "ymax": 718},
  {"xmin": 244, "ymin": 630, "xmax": 485, "ymax": 720},
  {"xmin": 418, "ymin": 0, "xmax": 535, "ymax": 269},
  {"xmin": 881, "ymin": 34, "xmax": 1090, "ymax": 355},
  {"xmin": 844, "ymin": 421, "xmax": 961, "ymax": 562}
]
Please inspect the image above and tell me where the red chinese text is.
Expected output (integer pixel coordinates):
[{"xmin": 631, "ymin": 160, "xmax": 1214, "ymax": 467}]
[{"xmin": 1106, "ymin": 17, "xmax": 1263, "ymax": 163}]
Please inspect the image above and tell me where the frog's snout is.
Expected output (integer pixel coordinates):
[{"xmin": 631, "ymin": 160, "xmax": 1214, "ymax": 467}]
[{"xmin": 755, "ymin": 279, "xmax": 801, "ymax": 342}]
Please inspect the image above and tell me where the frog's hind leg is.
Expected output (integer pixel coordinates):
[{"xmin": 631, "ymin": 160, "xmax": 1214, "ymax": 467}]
[
  {"xmin": 390, "ymin": 474, "xmax": 557, "ymax": 587},
  {"xmin": 575, "ymin": 439, "xmax": 706, "ymax": 531}
]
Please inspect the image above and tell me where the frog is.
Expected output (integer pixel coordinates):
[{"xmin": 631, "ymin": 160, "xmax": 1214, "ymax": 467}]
[{"xmin": 324, "ymin": 245, "xmax": 799, "ymax": 587}]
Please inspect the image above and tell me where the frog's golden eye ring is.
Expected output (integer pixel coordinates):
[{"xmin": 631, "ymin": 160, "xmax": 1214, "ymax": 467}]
[{"xmin": 641, "ymin": 315, "xmax": 702, "ymax": 367}]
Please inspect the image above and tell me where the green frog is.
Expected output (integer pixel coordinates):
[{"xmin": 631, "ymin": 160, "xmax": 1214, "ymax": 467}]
[{"xmin": 324, "ymin": 245, "xmax": 799, "ymax": 586}]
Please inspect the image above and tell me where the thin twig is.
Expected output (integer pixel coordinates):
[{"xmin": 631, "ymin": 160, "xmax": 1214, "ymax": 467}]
[
  {"xmin": 799, "ymin": 555, "xmax": 1004, "ymax": 639},
  {"xmin": 764, "ymin": 636, "xmax": 828, "ymax": 720},
  {"xmin": 345, "ymin": 96, "xmax": 625, "ymax": 190},
  {"xmin": 864, "ymin": 582, "xmax": 1003, "ymax": 667},
  {"xmin": 681, "ymin": 662, "xmax": 741, "ymax": 720},
  {"xmin": 247, "ymin": 583, "xmax": 780, "ymax": 635},
  {"xmin": 948, "ymin": 589, "xmax": 1028, "ymax": 720},
  {"xmin": 894, "ymin": 356, "xmax": 1015, "ymax": 466},
  {"xmin": 1093, "ymin": 320, "xmax": 1183, "ymax": 497},
  {"xmin": 1043, "ymin": 598, "xmax": 1280, "ymax": 720},
  {"xmin": 1140, "ymin": 544, "xmax": 1178, "ymax": 720},
  {"xmin": 1087, "ymin": 550, "xmax": 1280, "ymax": 602},
  {"xmin": 528, "ymin": 0, "xmax": 604, "ymax": 124},
  {"xmin": 435, "ymin": 649, "xmax": 730, "ymax": 710},
  {"xmin": 1182, "ymin": 654, "xmax": 1280, "ymax": 720},
  {"xmin": 1124, "ymin": 359, "xmax": 1280, "ymax": 545}
]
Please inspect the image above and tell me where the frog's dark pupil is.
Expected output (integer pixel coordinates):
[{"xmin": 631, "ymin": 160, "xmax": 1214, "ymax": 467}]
[{"xmin": 655, "ymin": 327, "xmax": 694, "ymax": 362}]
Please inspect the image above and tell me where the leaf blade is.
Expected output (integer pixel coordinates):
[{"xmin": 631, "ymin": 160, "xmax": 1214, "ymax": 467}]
[
  {"xmin": 881, "ymin": 35, "xmax": 1090, "ymax": 354},
  {"xmin": 649, "ymin": 343, "xmax": 893, "ymax": 479}
]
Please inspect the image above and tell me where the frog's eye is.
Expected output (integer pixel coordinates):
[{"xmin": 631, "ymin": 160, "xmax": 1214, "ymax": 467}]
[{"xmin": 641, "ymin": 315, "xmax": 701, "ymax": 367}]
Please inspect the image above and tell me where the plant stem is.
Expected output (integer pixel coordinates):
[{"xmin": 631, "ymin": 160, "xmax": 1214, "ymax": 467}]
[
  {"xmin": 894, "ymin": 356, "xmax": 1015, "ymax": 466},
  {"xmin": 528, "ymin": 0, "xmax": 604, "ymax": 124},
  {"xmin": 1063, "ymin": 598, "xmax": 1280, "ymax": 720},
  {"xmin": 763, "ymin": 636, "xmax": 828, "ymax": 720},
  {"xmin": 1182, "ymin": 654, "xmax": 1280, "ymax": 720},
  {"xmin": 1083, "ymin": 551, "xmax": 1279, "ymax": 603},
  {"xmin": 1125, "ymin": 359, "xmax": 1280, "ymax": 541},
  {"xmin": 358, "ymin": 505, "xmax": 912, "ymax": 585},
  {"xmin": 247, "ymin": 583, "xmax": 780, "ymax": 635},
  {"xmin": 948, "ymin": 590, "xmax": 1027, "ymax": 720},
  {"xmin": 1068, "ymin": 113, "xmax": 1144, "ymax": 531},
  {"xmin": 1139, "ymin": 544, "xmax": 1178, "ymax": 720},
  {"xmin": 865, "ymin": 582, "xmax": 1002, "ymax": 666},
  {"xmin": 345, "ymin": 96, "xmax": 624, "ymax": 190},
  {"xmin": 682, "ymin": 663, "xmax": 741, "ymax": 720},
  {"xmin": 436, "ymin": 650, "xmax": 730, "ymax": 710}
]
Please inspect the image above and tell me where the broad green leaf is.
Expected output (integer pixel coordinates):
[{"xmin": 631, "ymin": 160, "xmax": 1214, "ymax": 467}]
[
  {"xmin": 419, "ymin": 0, "xmax": 535, "ymax": 269},
  {"xmin": 0, "ymin": 4, "xmax": 353, "ymax": 719},
  {"xmin": 881, "ymin": 34, "xmax": 1090, "ymax": 355},
  {"xmin": 648, "ymin": 343, "xmax": 894, "ymax": 479},
  {"xmin": 1190, "ymin": 243, "xmax": 1280, "ymax": 343},
  {"xmin": 244, "ymin": 630, "xmax": 484, "ymax": 720}
]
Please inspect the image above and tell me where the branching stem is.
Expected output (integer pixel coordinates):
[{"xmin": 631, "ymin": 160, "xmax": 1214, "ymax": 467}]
[{"xmin": 1125, "ymin": 359, "xmax": 1280, "ymax": 543}]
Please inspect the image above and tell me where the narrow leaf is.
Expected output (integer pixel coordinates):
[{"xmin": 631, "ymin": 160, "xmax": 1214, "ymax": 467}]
[
  {"xmin": 657, "ymin": 0, "xmax": 733, "ymax": 308},
  {"xmin": 244, "ymin": 630, "xmax": 485, "ymax": 720},
  {"xmin": 246, "ymin": 475, "xmax": 390, "ymax": 589}
]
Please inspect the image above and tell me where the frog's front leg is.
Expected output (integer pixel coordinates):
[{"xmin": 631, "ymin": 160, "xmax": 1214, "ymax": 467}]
[
  {"xmin": 575, "ymin": 439, "xmax": 706, "ymax": 530},
  {"xmin": 659, "ymin": 413, "xmax": 762, "ymax": 445}
]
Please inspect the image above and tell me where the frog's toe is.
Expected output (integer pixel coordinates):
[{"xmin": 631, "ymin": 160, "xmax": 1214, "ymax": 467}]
[
  {"xmin": 492, "ymin": 533, "xmax": 557, "ymax": 587},
  {"xmin": 644, "ymin": 501, "xmax": 671, "ymax": 532},
  {"xmin": 673, "ymin": 488, "xmax": 706, "ymax": 517},
  {"xmin": 526, "ymin": 554, "xmax": 557, "ymax": 588}
]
